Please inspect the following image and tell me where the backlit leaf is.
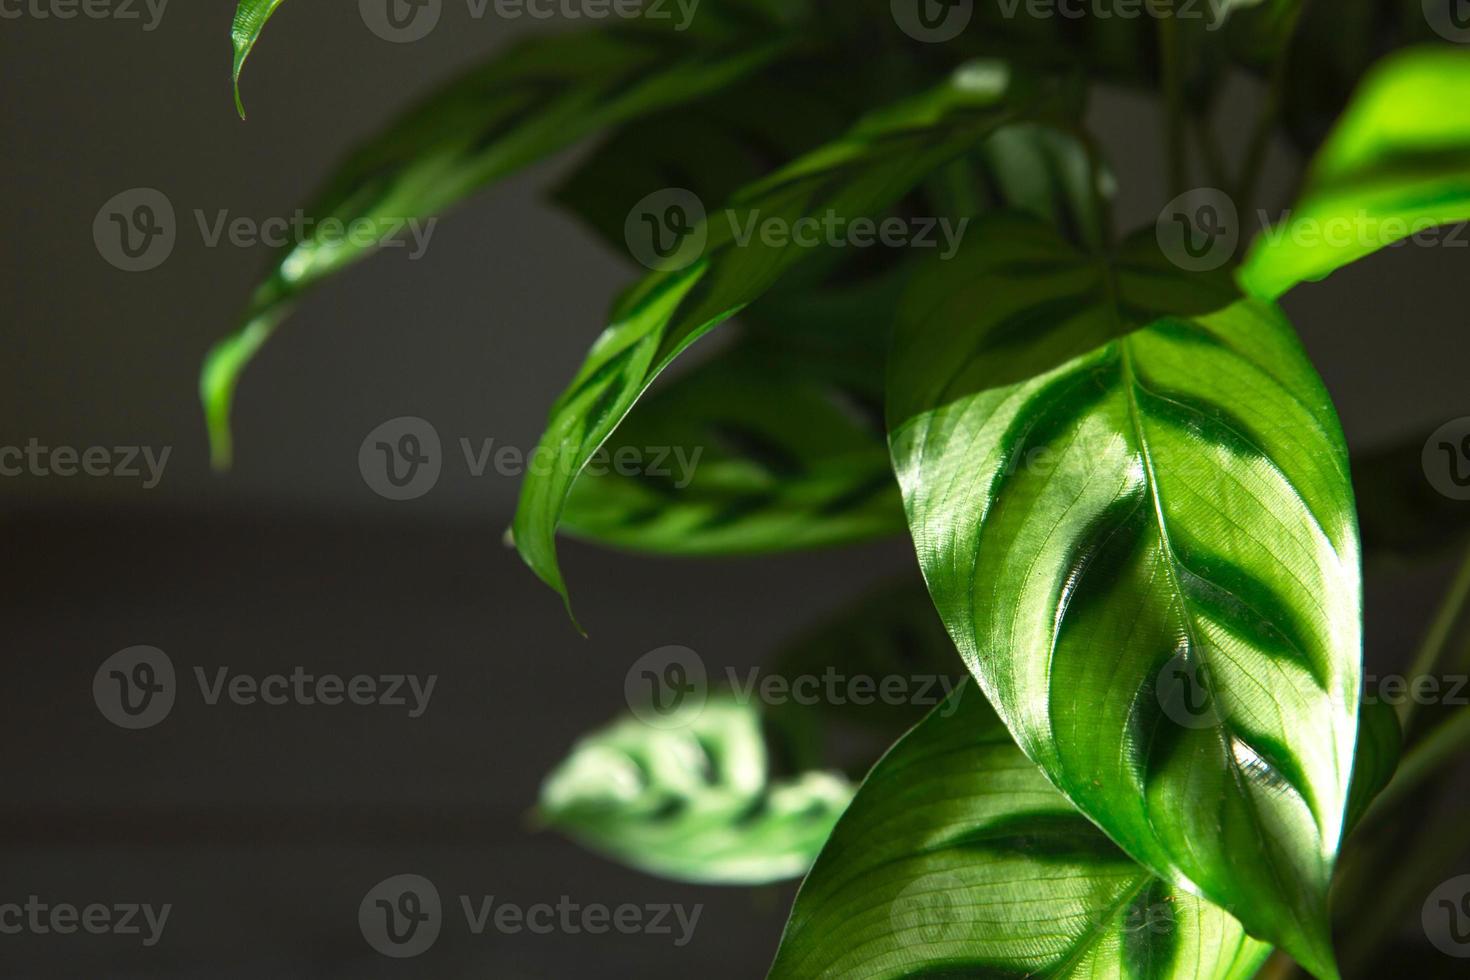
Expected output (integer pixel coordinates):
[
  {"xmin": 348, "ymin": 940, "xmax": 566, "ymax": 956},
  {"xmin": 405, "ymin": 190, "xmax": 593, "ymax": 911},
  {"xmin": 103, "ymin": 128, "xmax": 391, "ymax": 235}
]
[
  {"xmin": 1241, "ymin": 47, "xmax": 1470, "ymax": 298},
  {"xmin": 888, "ymin": 214, "xmax": 1359, "ymax": 978},
  {"xmin": 770, "ymin": 688, "xmax": 1272, "ymax": 979}
]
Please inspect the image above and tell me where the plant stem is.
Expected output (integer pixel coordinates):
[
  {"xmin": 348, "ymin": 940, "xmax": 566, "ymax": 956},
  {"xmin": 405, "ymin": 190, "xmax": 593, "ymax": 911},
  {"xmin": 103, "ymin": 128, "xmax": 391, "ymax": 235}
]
[
  {"xmin": 1341, "ymin": 803, "xmax": 1470, "ymax": 971},
  {"xmin": 1253, "ymin": 950, "xmax": 1301, "ymax": 980},
  {"xmin": 1363, "ymin": 705, "xmax": 1470, "ymax": 825},
  {"xmin": 1400, "ymin": 542, "xmax": 1470, "ymax": 732},
  {"xmin": 1191, "ymin": 113, "xmax": 1228, "ymax": 189},
  {"xmin": 1158, "ymin": 5, "xmax": 1188, "ymax": 198}
]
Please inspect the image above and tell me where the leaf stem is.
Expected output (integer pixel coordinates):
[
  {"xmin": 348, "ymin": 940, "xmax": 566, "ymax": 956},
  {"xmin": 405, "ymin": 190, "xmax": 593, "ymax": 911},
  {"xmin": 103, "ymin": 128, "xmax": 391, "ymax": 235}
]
[
  {"xmin": 1362, "ymin": 705, "xmax": 1470, "ymax": 826},
  {"xmin": 1158, "ymin": 4, "xmax": 1188, "ymax": 198},
  {"xmin": 1400, "ymin": 542, "xmax": 1470, "ymax": 732}
]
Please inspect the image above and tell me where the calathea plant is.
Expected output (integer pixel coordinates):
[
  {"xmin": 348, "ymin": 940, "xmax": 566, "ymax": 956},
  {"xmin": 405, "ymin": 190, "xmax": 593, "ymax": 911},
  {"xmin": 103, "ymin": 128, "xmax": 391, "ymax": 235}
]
[{"xmin": 213, "ymin": 1, "xmax": 1470, "ymax": 976}]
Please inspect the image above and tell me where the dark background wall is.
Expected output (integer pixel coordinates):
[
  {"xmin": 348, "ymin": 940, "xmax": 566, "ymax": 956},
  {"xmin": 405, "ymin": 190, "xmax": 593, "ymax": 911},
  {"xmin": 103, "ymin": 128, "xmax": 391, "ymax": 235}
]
[{"xmin": 1, "ymin": 4, "xmax": 1466, "ymax": 977}]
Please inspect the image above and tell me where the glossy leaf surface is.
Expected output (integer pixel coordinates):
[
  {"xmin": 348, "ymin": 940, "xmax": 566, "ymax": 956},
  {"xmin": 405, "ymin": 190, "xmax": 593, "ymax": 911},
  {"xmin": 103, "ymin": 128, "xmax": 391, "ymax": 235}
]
[
  {"xmin": 889, "ymin": 215, "xmax": 1360, "ymax": 978},
  {"xmin": 203, "ymin": 25, "xmax": 784, "ymax": 465},
  {"xmin": 1242, "ymin": 47, "xmax": 1470, "ymax": 298},
  {"xmin": 538, "ymin": 697, "xmax": 852, "ymax": 884},
  {"xmin": 512, "ymin": 63, "xmax": 1078, "ymax": 620},
  {"xmin": 559, "ymin": 271, "xmax": 905, "ymax": 555},
  {"xmin": 771, "ymin": 688, "xmax": 1271, "ymax": 979}
]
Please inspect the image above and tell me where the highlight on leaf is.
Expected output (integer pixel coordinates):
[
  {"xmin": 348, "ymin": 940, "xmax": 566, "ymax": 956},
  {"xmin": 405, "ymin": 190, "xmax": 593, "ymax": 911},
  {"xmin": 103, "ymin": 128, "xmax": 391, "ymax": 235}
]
[
  {"xmin": 771, "ymin": 687, "xmax": 1272, "ymax": 979},
  {"xmin": 888, "ymin": 213, "xmax": 1359, "ymax": 978}
]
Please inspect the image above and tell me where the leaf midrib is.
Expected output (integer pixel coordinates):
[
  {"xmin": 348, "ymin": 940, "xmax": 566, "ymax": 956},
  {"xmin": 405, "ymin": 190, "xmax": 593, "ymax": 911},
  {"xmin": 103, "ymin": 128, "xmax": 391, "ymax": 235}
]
[{"xmin": 1115, "ymin": 334, "xmax": 1302, "ymax": 935}]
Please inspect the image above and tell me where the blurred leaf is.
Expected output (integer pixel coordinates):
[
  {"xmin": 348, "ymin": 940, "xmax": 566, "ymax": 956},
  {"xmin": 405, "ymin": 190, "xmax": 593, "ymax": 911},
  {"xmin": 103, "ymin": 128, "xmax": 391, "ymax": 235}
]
[
  {"xmin": 559, "ymin": 269, "xmax": 906, "ymax": 555},
  {"xmin": 1242, "ymin": 47, "xmax": 1470, "ymax": 298},
  {"xmin": 770, "ymin": 688, "xmax": 1272, "ymax": 979},
  {"xmin": 763, "ymin": 578, "xmax": 962, "ymax": 775},
  {"xmin": 1354, "ymin": 428, "xmax": 1470, "ymax": 563},
  {"xmin": 230, "ymin": 0, "xmax": 289, "ymax": 118},
  {"xmin": 202, "ymin": 24, "xmax": 786, "ymax": 466},
  {"xmin": 888, "ymin": 214, "xmax": 1357, "ymax": 979},
  {"xmin": 511, "ymin": 63, "xmax": 1082, "ymax": 624},
  {"xmin": 538, "ymin": 696, "xmax": 852, "ymax": 884}
]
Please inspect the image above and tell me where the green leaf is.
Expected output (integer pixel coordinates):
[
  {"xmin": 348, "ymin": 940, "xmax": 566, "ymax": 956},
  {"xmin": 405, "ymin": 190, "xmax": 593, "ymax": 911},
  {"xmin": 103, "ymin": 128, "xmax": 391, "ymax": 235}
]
[
  {"xmin": 557, "ymin": 118, "xmax": 1102, "ymax": 558},
  {"xmin": 1241, "ymin": 46, "xmax": 1470, "ymax": 299},
  {"xmin": 1344, "ymin": 696, "xmax": 1401, "ymax": 835},
  {"xmin": 888, "ymin": 214, "xmax": 1359, "ymax": 979},
  {"xmin": 202, "ymin": 25, "xmax": 785, "ymax": 467},
  {"xmin": 770, "ymin": 688, "xmax": 1272, "ymax": 979},
  {"xmin": 537, "ymin": 696, "xmax": 852, "ymax": 884},
  {"xmin": 559, "ymin": 270, "xmax": 906, "ymax": 555},
  {"xmin": 230, "ymin": 0, "xmax": 289, "ymax": 119},
  {"xmin": 512, "ymin": 62, "xmax": 1080, "ymax": 623}
]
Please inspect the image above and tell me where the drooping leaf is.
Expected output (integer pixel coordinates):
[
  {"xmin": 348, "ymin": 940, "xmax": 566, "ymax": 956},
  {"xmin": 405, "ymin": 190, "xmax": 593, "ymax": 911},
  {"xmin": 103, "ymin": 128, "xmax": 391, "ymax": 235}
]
[
  {"xmin": 1241, "ymin": 46, "xmax": 1470, "ymax": 299},
  {"xmin": 230, "ymin": 0, "xmax": 290, "ymax": 119},
  {"xmin": 1343, "ymin": 696, "xmax": 1401, "ymax": 835},
  {"xmin": 559, "ymin": 270, "xmax": 907, "ymax": 555},
  {"xmin": 770, "ymin": 688, "xmax": 1272, "ymax": 979},
  {"xmin": 537, "ymin": 696, "xmax": 852, "ymax": 885},
  {"xmin": 888, "ymin": 214, "xmax": 1359, "ymax": 979},
  {"xmin": 558, "ymin": 119, "xmax": 1108, "ymax": 557},
  {"xmin": 202, "ymin": 24, "xmax": 787, "ymax": 466},
  {"xmin": 511, "ymin": 62, "xmax": 1081, "ymax": 622}
]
